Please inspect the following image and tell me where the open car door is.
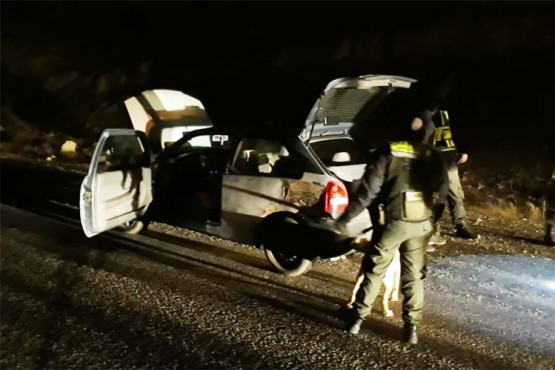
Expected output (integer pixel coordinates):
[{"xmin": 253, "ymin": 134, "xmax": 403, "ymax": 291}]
[{"xmin": 80, "ymin": 129, "xmax": 153, "ymax": 237}]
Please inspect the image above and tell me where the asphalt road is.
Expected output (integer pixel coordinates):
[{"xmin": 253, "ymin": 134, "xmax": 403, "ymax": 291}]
[{"xmin": 1, "ymin": 158, "xmax": 554, "ymax": 369}]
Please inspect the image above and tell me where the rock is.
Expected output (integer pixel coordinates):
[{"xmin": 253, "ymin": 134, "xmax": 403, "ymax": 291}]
[{"xmin": 60, "ymin": 140, "xmax": 78, "ymax": 159}]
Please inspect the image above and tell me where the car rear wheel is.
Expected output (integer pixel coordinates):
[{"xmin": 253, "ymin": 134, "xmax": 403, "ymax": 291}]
[
  {"xmin": 260, "ymin": 214, "xmax": 313, "ymax": 277},
  {"xmin": 118, "ymin": 218, "xmax": 148, "ymax": 234},
  {"xmin": 264, "ymin": 249, "xmax": 313, "ymax": 277}
]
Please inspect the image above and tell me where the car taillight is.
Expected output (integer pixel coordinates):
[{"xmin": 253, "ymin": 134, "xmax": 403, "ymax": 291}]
[{"xmin": 324, "ymin": 180, "xmax": 349, "ymax": 215}]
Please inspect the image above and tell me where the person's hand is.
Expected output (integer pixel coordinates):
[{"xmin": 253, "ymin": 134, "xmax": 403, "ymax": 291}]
[{"xmin": 457, "ymin": 153, "xmax": 469, "ymax": 164}]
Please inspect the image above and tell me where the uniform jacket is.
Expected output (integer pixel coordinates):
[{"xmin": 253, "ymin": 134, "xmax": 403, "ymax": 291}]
[
  {"xmin": 419, "ymin": 109, "xmax": 467, "ymax": 164},
  {"xmin": 337, "ymin": 141, "xmax": 448, "ymax": 226}
]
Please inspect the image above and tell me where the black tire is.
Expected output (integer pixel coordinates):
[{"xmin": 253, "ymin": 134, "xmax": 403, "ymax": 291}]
[
  {"xmin": 259, "ymin": 213, "xmax": 313, "ymax": 277},
  {"xmin": 264, "ymin": 249, "xmax": 313, "ymax": 277},
  {"xmin": 118, "ymin": 218, "xmax": 149, "ymax": 234}
]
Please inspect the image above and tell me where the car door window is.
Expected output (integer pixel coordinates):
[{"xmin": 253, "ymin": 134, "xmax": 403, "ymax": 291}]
[
  {"xmin": 170, "ymin": 134, "xmax": 235, "ymax": 176},
  {"xmin": 230, "ymin": 138, "xmax": 303, "ymax": 179},
  {"xmin": 170, "ymin": 133, "xmax": 233, "ymax": 156},
  {"xmin": 98, "ymin": 135, "xmax": 148, "ymax": 173}
]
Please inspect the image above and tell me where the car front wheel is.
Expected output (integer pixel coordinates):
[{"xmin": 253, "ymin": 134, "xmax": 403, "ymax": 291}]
[{"xmin": 118, "ymin": 218, "xmax": 148, "ymax": 234}]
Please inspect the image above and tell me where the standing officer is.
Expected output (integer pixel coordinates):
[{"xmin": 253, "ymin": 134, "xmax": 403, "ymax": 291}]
[
  {"xmin": 335, "ymin": 128, "xmax": 447, "ymax": 344},
  {"xmin": 408, "ymin": 76, "xmax": 477, "ymax": 246},
  {"xmin": 420, "ymin": 107, "xmax": 477, "ymax": 246}
]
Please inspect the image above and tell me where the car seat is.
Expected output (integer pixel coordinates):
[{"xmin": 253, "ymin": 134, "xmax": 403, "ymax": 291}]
[
  {"xmin": 258, "ymin": 153, "xmax": 273, "ymax": 174},
  {"xmin": 272, "ymin": 155, "xmax": 297, "ymax": 178},
  {"xmin": 235, "ymin": 149, "xmax": 260, "ymax": 175}
]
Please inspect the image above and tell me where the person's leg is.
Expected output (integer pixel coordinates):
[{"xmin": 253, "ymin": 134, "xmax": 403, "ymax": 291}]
[
  {"xmin": 427, "ymin": 203, "xmax": 446, "ymax": 249},
  {"xmin": 347, "ymin": 221, "xmax": 407, "ymax": 334},
  {"xmin": 446, "ymin": 163, "xmax": 476, "ymax": 239},
  {"xmin": 446, "ymin": 163, "xmax": 466, "ymax": 222},
  {"xmin": 398, "ymin": 220, "xmax": 433, "ymax": 343}
]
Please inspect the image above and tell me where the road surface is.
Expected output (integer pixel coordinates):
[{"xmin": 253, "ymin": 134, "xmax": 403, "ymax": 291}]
[
  {"xmin": 1, "ymin": 158, "xmax": 554, "ymax": 369},
  {"xmin": 2, "ymin": 204, "xmax": 554, "ymax": 369}
]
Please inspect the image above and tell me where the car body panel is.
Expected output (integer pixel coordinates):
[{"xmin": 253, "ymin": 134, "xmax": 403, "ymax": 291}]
[{"xmin": 220, "ymin": 173, "xmax": 327, "ymax": 244}]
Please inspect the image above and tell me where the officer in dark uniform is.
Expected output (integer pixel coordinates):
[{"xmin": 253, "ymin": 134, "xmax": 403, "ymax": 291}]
[
  {"xmin": 415, "ymin": 107, "xmax": 478, "ymax": 248},
  {"xmin": 335, "ymin": 129, "xmax": 447, "ymax": 344}
]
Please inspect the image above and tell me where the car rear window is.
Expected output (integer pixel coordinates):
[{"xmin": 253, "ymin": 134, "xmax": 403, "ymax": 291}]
[{"xmin": 309, "ymin": 138, "xmax": 366, "ymax": 166}]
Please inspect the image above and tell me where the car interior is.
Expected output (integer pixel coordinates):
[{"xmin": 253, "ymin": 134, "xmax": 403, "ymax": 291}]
[
  {"xmin": 153, "ymin": 134, "xmax": 235, "ymax": 225},
  {"xmin": 152, "ymin": 133, "xmax": 327, "ymax": 226},
  {"xmin": 229, "ymin": 139, "xmax": 305, "ymax": 180},
  {"xmin": 309, "ymin": 137, "xmax": 366, "ymax": 167}
]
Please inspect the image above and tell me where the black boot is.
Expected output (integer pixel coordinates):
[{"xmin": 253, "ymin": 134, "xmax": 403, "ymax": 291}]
[
  {"xmin": 403, "ymin": 323, "xmax": 418, "ymax": 344},
  {"xmin": 455, "ymin": 222, "xmax": 477, "ymax": 239}
]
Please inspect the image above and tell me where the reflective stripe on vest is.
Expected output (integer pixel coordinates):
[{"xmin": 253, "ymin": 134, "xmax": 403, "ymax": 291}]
[
  {"xmin": 433, "ymin": 110, "xmax": 456, "ymax": 151},
  {"xmin": 390, "ymin": 142, "xmax": 432, "ymax": 159}
]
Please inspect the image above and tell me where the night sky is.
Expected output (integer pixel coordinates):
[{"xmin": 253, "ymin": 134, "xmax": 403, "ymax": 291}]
[{"xmin": 2, "ymin": 1, "xmax": 555, "ymax": 145}]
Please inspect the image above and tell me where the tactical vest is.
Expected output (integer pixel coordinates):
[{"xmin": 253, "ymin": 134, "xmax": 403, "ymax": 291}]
[
  {"xmin": 384, "ymin": 142, "xmax": 436, "ymax": 222},
  {"xmin": 433, "ymin": 110, "xmax": 457, "ymax": 153}
]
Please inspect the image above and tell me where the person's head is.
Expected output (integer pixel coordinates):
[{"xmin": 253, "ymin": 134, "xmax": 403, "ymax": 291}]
[{"xmin": 407, "ymin": 117, "xmax": 427, "ymax": 142}]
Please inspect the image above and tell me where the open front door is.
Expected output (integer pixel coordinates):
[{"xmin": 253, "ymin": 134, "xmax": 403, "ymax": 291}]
[{"xmin": 80, "ymin": 129, "xmax": 153, "ymax": 237}]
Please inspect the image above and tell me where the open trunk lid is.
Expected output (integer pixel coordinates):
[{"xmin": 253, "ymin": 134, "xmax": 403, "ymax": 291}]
[{"xmin": 300, "ymin": 75, "xmax": 417, "ymax": 143}]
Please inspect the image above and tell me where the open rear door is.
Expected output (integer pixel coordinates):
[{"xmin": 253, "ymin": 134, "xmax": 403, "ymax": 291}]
[{"xmin": 80, "ymin": 129, "xmax": 153, "ymax": 237}]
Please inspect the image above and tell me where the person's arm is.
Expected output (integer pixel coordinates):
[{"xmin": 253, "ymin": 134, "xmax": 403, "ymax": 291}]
[
  {"xmin": 336, "ymin": 150, "xmax": 388, "ymax": 228},
  {"xmin": 447, "ymin": 113, "xmax": 470, "ymax": 164},
  {"xmin": 457, "ymin": 153, "xmax": 469, "ymax": 164}
]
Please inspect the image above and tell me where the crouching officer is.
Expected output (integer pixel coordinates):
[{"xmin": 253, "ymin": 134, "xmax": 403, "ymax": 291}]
[{"xmin": 335, "ymin": 131, "xmax": 447, "ymax": 344}]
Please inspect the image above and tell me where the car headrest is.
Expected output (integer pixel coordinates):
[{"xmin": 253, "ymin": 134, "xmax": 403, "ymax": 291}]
[{"xmin": 332, "ymin": 151, "xmax": 351, "ymax": 163}]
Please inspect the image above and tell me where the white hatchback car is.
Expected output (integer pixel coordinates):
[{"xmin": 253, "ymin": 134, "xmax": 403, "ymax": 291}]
[{"xmin": 79, "ymin": 74, "xmax": 417, "ymax": 276}]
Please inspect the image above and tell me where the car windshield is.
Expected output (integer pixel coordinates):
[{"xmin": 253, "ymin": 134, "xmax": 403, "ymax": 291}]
[{"xmin": 309, "ymin": 137, "xmax": 366, "ymax": 166}]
